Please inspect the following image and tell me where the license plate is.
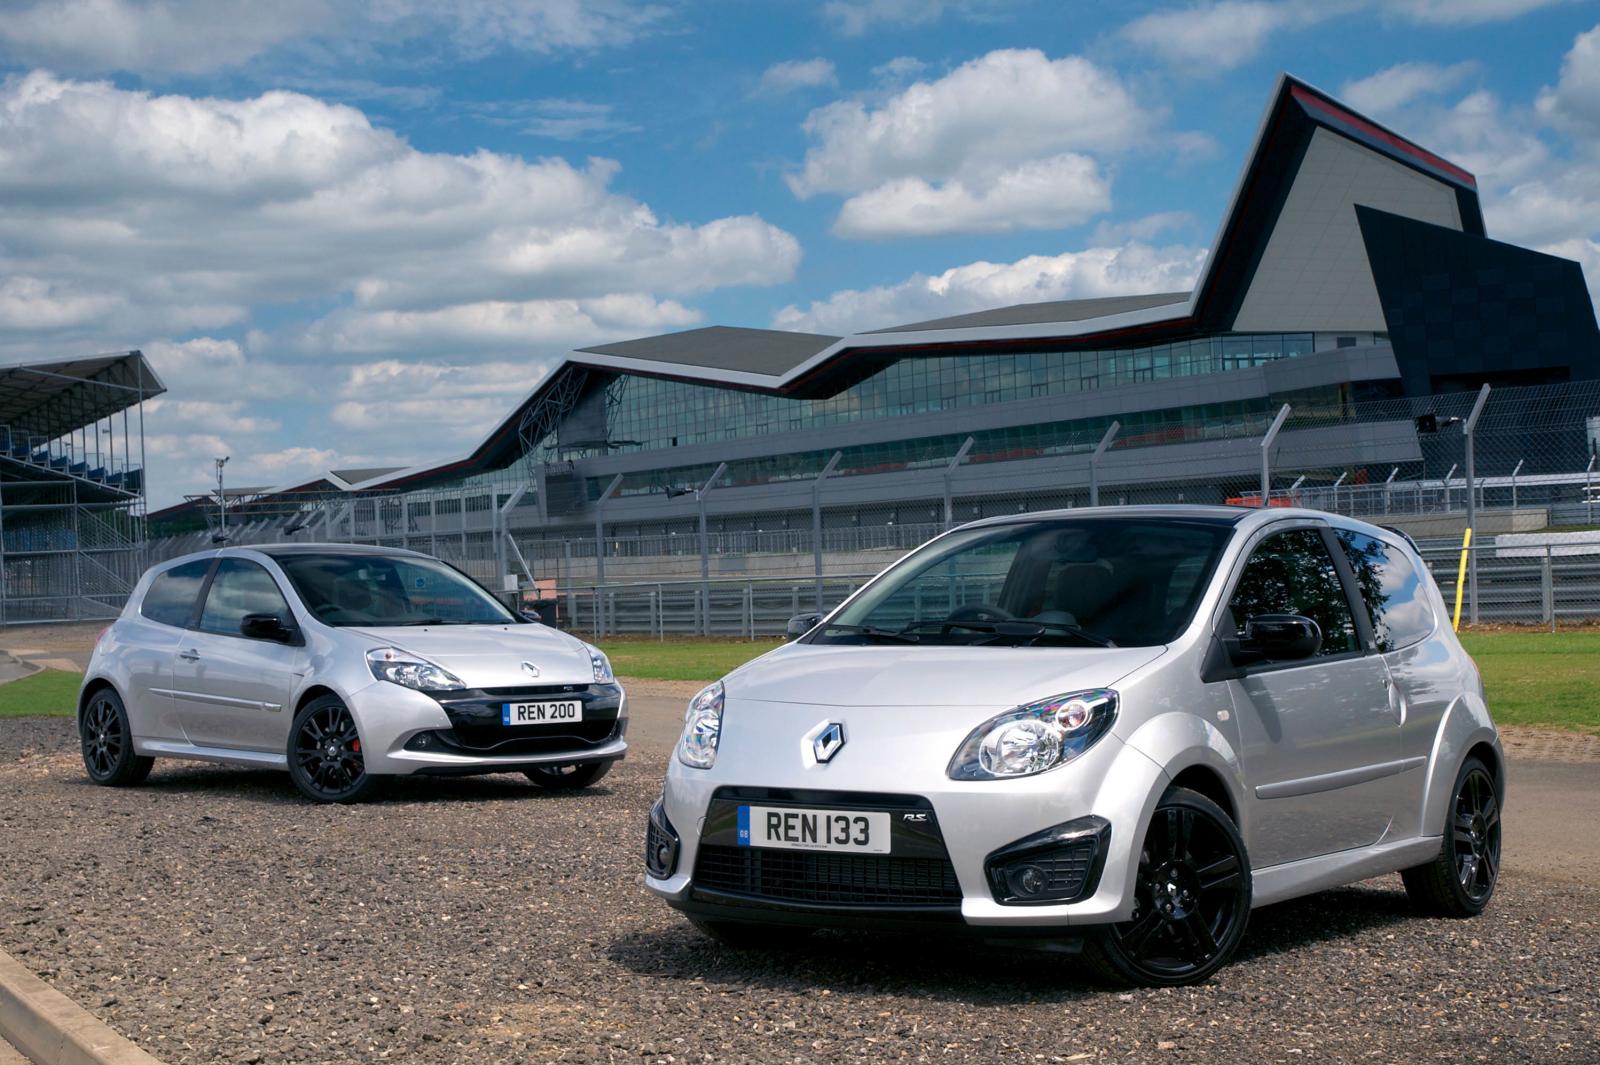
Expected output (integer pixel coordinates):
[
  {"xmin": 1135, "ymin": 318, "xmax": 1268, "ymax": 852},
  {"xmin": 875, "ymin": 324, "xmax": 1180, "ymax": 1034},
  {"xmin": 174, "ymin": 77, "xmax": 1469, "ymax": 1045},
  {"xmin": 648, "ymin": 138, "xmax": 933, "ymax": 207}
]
[
  {"xmin": 737, "ymin": 805, "xmax": 891, "ymax": 854},
  {"xmin": 501, "ymin": 700, "xmax": 583, "ymax": 726}
]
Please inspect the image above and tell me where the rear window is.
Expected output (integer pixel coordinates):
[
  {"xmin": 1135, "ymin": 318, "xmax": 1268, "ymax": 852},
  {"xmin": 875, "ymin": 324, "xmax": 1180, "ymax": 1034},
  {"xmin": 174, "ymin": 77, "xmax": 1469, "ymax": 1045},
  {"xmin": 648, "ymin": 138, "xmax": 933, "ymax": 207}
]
[
  {"xmin": 1335, "ymin": 530, "xmax": 1436, "ymax": 652},
  {"xmin": 140, "ymin": 559, "xmax": 212, "ymax": 628}
]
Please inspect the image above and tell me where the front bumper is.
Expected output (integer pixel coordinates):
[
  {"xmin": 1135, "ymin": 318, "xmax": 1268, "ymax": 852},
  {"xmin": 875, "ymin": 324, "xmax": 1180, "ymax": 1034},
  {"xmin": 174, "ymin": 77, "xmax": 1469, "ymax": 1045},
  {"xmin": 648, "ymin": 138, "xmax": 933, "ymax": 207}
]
[
  {"xmin": 347, "ymin": 680, "xmax": 628, "ymax": 776},
  {"xmin": 643, "ymin": 711, "xmax": 1166, "ymax": 930}
]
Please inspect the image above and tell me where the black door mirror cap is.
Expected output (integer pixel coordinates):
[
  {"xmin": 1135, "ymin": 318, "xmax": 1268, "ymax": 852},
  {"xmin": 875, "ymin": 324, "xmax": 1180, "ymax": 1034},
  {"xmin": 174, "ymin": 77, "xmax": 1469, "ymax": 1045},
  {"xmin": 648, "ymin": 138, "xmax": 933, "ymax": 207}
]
[
  {"xmin": 240, "ymin": 613, "xmax": 296, "ymax": 643},
  {"xmin": 1241, "ymin": 613, "xmax": 1322, "ymax": 662},
  {"xmin": 785, "ymin": 612, "xmax": 824, "ymax": 640}
]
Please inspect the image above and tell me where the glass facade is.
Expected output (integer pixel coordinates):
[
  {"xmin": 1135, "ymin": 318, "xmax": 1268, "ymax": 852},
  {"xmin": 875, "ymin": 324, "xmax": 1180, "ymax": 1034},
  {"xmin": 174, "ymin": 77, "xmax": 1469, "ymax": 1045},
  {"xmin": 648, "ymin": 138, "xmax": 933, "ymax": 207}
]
[
  {"xmin": 538, "ymin": 333, "xmax": 1316, "ymax": 459},
  {"xmin": 588, "ymin": 387, "xmax": 1348, "ymax": 500}
]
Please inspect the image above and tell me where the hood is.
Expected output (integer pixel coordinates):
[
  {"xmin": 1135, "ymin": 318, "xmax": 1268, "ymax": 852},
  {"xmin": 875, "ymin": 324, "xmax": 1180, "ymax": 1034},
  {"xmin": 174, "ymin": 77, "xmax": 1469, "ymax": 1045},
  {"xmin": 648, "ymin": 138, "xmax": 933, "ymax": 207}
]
[
  {"xmin": 348, "ymin": 623, "xmax": 594, "ymax": 688},
  {"xmin": 722, "ymin": 642, "xmax": 1166, "ymax": 710}
]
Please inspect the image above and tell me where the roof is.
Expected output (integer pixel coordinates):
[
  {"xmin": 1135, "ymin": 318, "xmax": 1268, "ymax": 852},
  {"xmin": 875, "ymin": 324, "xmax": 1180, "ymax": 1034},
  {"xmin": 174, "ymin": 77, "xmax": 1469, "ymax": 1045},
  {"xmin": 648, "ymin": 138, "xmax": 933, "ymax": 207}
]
[
  {"xmin": 0, "ymin": 351, "xmax": 165, "ymax": 441},
  {"xmin": 233, "ymin": 73, "xmax": 1489, "ymax": 500},
  {"xmin": 331, "ymin": 466, "xmax": 405, "ymax": 486},
  {"xmin": 870, "ymin": 293, "xmax": 1191, "ymax": 334},
  {"xmin": 245, "ymin": 542, "xmax": 432, "ymax": 558},
  {"xmin": 578, "ymin": 325, "xmax": 841, "ymax": 378}
]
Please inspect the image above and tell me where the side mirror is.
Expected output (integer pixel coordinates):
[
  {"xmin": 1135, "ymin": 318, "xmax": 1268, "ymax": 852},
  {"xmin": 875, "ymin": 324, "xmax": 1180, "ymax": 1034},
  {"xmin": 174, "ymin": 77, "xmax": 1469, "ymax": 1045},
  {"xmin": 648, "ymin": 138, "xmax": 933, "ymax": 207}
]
[
  {"xmin": 785, "ymin": 612, "xmax": 823, "ymax": 640},
  {"xmin": 1240, "ymin": 614, "xmax": 1321, "ymax": 661},
  {"xmin": 240, "ymin": 612, "xmax": 296, "ymax": 643},
  {"xmin": 520, "ymin": 609, "xmax": 543, "ymax": 623}
]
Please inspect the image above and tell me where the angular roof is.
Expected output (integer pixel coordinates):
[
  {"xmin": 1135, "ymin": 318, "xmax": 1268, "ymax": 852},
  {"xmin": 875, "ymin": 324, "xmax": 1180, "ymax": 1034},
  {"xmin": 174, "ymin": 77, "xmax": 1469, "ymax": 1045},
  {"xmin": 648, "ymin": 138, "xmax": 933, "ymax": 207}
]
[
  {"xmin": 869, "ymin": 293, "xmax": 1191, "ymax": 334},
  {"xmin": 577, "ymin": 325, "xmax": 840, "ymax": 378}
]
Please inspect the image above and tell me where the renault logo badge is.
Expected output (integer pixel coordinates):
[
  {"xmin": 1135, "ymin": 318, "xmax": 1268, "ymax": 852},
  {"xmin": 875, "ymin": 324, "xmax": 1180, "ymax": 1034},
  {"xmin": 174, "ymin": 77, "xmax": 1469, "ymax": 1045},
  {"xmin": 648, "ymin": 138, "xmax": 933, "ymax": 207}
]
[
  {"xmin": 813, "ymin": 722, "xmax": 846, "ymax": 763},
  {"xmin": 520, "ymin": 662, "xmax": 541, "ymax": 678}
]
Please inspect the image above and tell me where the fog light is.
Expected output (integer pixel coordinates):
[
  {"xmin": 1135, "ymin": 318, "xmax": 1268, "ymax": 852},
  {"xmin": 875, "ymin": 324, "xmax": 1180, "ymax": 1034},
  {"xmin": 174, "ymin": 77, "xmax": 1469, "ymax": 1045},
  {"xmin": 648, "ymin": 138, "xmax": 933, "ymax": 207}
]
[
  {"xmin": 1008, "ymin": 864, "xmax": 1047, "ymax": 897},
  {"xmin": 645, "ymin": 799, "xmax": 680, "ymax": 879},
  {"xmin": 985, "ymin": 815, "xmax": 1112, "ymax": 906}
]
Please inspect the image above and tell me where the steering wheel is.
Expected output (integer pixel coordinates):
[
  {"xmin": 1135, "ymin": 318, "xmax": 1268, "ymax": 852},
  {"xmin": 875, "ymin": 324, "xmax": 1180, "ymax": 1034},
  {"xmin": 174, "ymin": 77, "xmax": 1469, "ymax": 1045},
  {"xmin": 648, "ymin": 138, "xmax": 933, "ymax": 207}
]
[
  {"xmin": 946, "ymin": 604, "xmax": 1015, "ymax": 624},
  {"xmin": 313, "ymin": 602, "xmax": 352, "ymax": 622}
]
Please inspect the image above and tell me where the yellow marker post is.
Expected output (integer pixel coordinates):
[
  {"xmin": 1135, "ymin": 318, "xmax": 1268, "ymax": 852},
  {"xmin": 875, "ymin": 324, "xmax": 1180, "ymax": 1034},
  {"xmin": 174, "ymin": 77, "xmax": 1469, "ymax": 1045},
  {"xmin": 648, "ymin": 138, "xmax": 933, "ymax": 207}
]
[{"xmin": 1452, "ymin": 527, "xmax": 1472, "ymax": 632}]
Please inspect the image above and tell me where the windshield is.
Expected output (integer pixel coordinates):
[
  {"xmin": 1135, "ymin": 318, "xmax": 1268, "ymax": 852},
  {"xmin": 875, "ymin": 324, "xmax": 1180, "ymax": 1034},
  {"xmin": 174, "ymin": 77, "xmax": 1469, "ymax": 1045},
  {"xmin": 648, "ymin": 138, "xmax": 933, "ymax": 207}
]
[
  {"xmin": 814, "ymin": 517, "xmax": 1234, "ymax": 648},
  {"xmin": 276, "ymin": 553, "xmax": 517, "ymax": 627}
]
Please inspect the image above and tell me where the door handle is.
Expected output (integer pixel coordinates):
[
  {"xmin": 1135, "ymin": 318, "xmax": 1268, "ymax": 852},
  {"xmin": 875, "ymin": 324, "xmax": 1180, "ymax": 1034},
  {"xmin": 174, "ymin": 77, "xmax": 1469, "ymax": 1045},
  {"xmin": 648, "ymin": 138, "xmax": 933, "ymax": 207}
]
[{"xmin": 178, "ymin": 649, "xmax": 200, "ymax": 661}]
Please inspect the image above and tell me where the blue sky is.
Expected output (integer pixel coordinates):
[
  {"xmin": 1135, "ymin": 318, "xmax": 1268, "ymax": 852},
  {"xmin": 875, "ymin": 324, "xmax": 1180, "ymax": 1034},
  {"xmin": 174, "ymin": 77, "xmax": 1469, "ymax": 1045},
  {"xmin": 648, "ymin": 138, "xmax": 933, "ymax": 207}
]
[{"xmin": 0, "ymin": 0, "xmax": 1597, "ymax": 506}]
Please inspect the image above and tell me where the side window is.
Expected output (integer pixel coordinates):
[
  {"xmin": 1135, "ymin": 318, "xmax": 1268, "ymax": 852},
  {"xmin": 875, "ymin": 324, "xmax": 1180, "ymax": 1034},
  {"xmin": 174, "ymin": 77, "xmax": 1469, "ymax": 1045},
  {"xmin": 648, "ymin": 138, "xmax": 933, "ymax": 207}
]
[
  {"xmin": 198, "ymin": 559, "xmax": 292, "ymax": 638},
  {"xmin": 1335, "ymin": 530, "xmax": 1435, "ymax": 652},
  {"xmin": 140, "ymin": 559, "xmax": 212, "ymax": 628},
  {"xmin": 1228, "ymin": 528, "xmax": 1359, "ymax": 657}
]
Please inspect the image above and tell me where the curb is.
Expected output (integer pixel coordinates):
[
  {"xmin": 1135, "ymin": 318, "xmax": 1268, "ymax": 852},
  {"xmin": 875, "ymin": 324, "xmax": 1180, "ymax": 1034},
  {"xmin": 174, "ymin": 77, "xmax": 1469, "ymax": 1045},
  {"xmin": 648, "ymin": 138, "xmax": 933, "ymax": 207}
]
[
  {"xmin": 0, "ymin": 653, "xmax": 43, "ymax": 686},
  {"xmin": 0, "ymin": 948, "xmax": 164, "ymax": 1065}
]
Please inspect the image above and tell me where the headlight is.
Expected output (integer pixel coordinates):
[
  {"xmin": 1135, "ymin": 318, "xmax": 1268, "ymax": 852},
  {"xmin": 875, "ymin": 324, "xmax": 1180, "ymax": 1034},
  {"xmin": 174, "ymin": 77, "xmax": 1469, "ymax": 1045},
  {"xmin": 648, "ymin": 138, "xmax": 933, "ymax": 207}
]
[
  {"xmin": 947, "ymin": 689, "xmax": 1117, "ymax": 781},
  {"xmin": 365, "ymin": 647, "xmax": 466, "ymax": 691},
  {"xmin": 677, "ymin": 680, "xmax": 724, "ymax": 769},
  {"xmin": 589, "ymin": 647, "xmax": 615, "ymax": 684}
]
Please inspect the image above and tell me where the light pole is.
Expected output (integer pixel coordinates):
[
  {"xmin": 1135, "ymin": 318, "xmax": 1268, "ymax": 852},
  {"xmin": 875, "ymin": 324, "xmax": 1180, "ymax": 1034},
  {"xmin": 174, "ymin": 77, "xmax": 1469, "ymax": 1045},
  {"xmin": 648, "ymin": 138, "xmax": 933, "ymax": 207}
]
[
  {"xmin": 1463, "ymin": 383, "xmax": 1491, "ymax": 626},
  {"xmin": 1260, "ymin": 404, "xmax": 1291, "ymax": 507},
  {"xmin": 214, "ymin": 456, "xmax": 230, "ymax": 535}
]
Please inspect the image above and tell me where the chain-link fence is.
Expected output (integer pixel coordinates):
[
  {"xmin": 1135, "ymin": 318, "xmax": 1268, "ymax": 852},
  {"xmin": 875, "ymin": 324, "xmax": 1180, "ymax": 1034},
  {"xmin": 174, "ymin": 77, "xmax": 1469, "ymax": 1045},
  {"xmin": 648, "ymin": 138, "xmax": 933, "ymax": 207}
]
[{"xmin": 142, "ymin": 379, "xmax": 1600, "ymax": 635}]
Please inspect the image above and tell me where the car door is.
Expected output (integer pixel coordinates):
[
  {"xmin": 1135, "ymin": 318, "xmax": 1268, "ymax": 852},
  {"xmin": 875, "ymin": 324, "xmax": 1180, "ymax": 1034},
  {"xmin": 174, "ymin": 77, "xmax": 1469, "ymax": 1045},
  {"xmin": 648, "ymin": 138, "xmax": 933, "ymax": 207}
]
[
  {"xmin": 122, "ymin": 557, "xmax": 215, "ymax": 742},
  {"xmin": 1217, "ymin": 522, "xmax": 1404, "ymax": 868},
  {"xmin": 1332, "ymin": 527, "xmax": 1443, "ymax": 842},
  {"xmin": 171, "ymin": 557, "xmax": 306, "ymax": 753}
]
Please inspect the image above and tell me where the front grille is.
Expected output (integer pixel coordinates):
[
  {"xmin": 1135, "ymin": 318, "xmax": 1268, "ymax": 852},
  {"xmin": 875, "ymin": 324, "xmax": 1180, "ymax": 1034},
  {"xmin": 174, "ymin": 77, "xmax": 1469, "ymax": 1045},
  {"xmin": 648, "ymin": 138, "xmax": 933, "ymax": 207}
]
[
  {"xmin": 693, "ymin": 845, "xmax": 961, "ymax": 908},
  {"xmin": 428, "ymin": 683, "xmax": 622, "ymax": 754}
]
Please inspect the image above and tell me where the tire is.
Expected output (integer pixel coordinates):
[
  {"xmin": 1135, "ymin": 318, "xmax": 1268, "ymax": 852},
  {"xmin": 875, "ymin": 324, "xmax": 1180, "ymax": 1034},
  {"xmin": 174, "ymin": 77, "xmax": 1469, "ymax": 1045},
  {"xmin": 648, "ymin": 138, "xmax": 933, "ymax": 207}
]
[
  {"xmin": 287, "ymin": 694, "xmax": 378, "ymax": 804},
  {"xmin": 1084, "ymin": 787, "xmax": 1252, "ymax": 987},
  {"xmin": 79, "ymin": 687, "xmax": 154, "ymax": 787},
  {"xmin": 688, "ymin": 917, "xmax": 814, "ymax": 950},
  {"xmin": 523, "ymin": 760, "xmax": 613, "ymax": 790},
  {"xmin": 1401, "ymin": 756, "xmax": 1501, "ymax": 917}
]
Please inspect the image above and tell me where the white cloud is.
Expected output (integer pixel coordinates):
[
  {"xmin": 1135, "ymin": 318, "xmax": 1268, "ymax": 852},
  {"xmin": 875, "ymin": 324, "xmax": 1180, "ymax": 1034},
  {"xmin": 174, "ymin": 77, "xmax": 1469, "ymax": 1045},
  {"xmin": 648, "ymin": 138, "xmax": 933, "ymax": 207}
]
[
  {"xmin": 144, "ymin": 398, "xmax": 280, "ymax": 434},
  {"xmin": 1382, "ymin": 0, "xmax": 1571, "ymax": 25},
  {"xmin": 1536, "ymin": 23, "xmax": 1600, "ymax": 136},
  {"xmin": 773, "ymin": 242, "xmax": 1207, "ymax": 335},
  {"xmin": 280, "ymin": 295, "xmax": 701, "ymax": 357},
  {"xmin": 1120, "ymin": 1, "xmax": 1317, "ymax": 73},
  {"xmin": 0, "ymin": 0, "xmax": 667, "ymax": 75},
  {"xmin": 789, "ymin": 49, "xmax": 1154, "ymax": 238},
  {"xmin": 1089, "ymin": 211, "xmax": 1196, "ymax": 245},
  {"xmin": 757, "ymin": 59, "xmax": 838, "ymax": 95},
  {"xmin": 1124, "ymin": 0, "xmax": 1564, "ymax": 74},
  {"xmin": 820, "ymin": 0, "xmax": 1006, "ymax": 36},
  {"xmin": 468, "ymin": 98, "xmax": 641, "ymax": 140},
  {"xmin": 0, "ymin": 72, "xmax": 799, "ymax": 347},
  {"xmin": 1340, "ymin": 61, "xmax": 1478, "ymax": 115},
  {"xmin": 833, "ymin": 154, "xmax": 1111, "ymax": 238}
]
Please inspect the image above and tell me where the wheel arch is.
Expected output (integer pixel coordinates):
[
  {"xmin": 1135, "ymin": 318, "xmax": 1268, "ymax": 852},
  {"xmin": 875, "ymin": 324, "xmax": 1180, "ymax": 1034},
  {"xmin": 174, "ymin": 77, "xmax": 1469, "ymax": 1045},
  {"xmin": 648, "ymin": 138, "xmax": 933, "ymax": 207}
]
[
  {"xmin": 1122, "ymin": 712, "xmax": 1249, "ymax": 835},
  {"xmin": 1420, "ymin": 693, "xmax": 1504, "ymax": 836},
  {"xmin": 77, "ymin": 676, "xmax": 119, "ymax": 723}
]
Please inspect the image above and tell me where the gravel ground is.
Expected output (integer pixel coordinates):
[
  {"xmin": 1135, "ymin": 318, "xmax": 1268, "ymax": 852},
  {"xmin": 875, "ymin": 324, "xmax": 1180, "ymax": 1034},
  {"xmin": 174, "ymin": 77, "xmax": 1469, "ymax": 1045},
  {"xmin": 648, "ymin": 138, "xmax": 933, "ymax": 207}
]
[{"xmin": 2, "ymin": 717, "xmax": 1598, "ymax": 1065}]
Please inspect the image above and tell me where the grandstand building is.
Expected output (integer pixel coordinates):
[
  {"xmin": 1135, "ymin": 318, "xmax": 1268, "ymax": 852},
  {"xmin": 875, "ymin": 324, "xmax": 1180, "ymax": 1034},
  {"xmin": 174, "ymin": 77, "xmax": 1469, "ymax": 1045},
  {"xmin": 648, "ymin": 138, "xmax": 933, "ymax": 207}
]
[
  {"xmin": 1, "ymin": 351, "xmax": 160, "ymax": 621},
  {"xmin": 149, "ymin": 75, "xmax": 1600, "ymax": 563}
]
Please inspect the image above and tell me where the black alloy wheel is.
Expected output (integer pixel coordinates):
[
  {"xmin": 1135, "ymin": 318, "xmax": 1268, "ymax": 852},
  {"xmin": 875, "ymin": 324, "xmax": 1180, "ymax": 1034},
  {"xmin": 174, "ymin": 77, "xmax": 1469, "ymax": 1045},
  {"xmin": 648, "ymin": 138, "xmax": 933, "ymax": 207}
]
[
  {"xmin": 1086, "ymin": 787, "xmax": 1252, "ymax": 987},
  {"xmin": 523, "ymin": 760, "xmax": 612, "ymax": 790},
  {"xmin": 1402, "ymin": 756, "xmax": 1501, "ymax": 917},
  {"xmin": 79, "ymin": 687, "xmax": 154, "ymax": 786},
  {"xmin": 288, "ymin": 695, "xmax": 375, "ymax": 803}
]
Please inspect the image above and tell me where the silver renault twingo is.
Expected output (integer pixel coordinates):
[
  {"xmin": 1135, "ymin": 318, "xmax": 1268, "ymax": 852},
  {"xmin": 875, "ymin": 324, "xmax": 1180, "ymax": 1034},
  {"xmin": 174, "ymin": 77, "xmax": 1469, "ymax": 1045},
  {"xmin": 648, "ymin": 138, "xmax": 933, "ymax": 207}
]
[
  {"xmin": 79, "ymin": 544, "xmax": 625, "ymax": 803},
  {"xmin": 644, "ymin": 506, "xmax": 1503, "ymax": 986}
]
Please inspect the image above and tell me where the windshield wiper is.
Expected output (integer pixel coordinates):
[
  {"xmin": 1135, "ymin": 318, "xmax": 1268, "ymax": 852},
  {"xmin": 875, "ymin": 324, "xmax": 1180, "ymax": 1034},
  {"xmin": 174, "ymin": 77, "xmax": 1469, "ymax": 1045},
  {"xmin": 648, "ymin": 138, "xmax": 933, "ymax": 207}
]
[
  {"xmin": 394, "ymin": 617, "xmax": 453, "ymax": 626},
  {"xmin": 818, "ymin": 623, "xmax": 921, "ymax": 643},
  {"xmin": 941, "ymin": 619, "xmax": 1117, "ymax": 648}
]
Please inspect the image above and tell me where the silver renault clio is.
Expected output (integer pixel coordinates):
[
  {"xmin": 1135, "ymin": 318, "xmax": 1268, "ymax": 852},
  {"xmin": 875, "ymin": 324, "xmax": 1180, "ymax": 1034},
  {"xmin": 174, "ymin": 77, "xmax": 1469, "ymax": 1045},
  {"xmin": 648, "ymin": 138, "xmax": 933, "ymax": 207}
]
[
  {"xmin": 644, "ymin": 506, "xmax": 1503, "ymax": 985},
  {"xmin": 78, "ymin": 544, "xmax": 625, "ymax": 802}
]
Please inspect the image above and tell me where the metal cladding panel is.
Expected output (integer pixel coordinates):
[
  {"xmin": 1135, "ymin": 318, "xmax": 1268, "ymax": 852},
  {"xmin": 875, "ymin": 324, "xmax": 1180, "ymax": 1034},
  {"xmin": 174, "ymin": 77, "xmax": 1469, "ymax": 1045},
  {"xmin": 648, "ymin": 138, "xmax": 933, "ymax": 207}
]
[
  {"xmin": 576, "ymin": 325, "xmax": 840, "ymax": 377},
  {"xmin": 868, "ymin": 292, "xmax": 1191, "ymax": 334},
  {"xmin": 1231, "ymin": 129, "xmax": 1463, "ymax": 334},
  {"xmin": 1357, "ymin": 205, "xmax": 1600, "ymax": 396}
]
